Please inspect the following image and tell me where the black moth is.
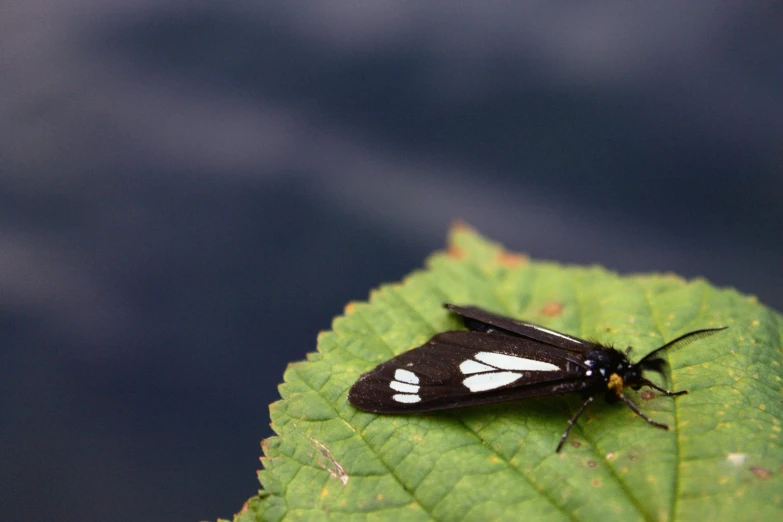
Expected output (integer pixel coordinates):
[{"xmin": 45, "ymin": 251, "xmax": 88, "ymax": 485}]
[{"xmin": 348, "ymin": 304, "xmax": 727, "ymax": 451}]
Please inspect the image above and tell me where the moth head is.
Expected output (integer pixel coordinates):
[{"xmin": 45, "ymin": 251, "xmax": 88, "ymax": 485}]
[{"xmin": 620, "ymin": 363, "xmax": 644, "ymax": 390}]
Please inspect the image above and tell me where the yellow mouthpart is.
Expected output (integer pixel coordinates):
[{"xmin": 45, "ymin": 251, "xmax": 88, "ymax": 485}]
[{"xmin": 607, "ymin": 373, "xmax": 624, "ymax": 396}]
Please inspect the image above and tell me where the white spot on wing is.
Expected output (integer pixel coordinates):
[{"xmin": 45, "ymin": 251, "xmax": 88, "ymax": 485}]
[
  {"xmin": 460, "ymin": 359, "xmax": 495, "ymax": 374},
  {"xmin": 390, "ymin": 381, "xmax": 419, "ymax": 393},
  {"xmin": 463, "ymin": 371, "xmax": 523, "ymax": 392},
  {"xmin": 395, "ymin": 369, "xmax": 419, "ymax": 384},
  {"xmin": 392, "ymin": 393, "xmax": 421, "ymax": 403},
  {"xmin": 474, "ymin": 352, "xmax": 560, "ymax": 372},
  {"xmin": 530, "ymin": 324, "xmax": 585, "ymax": 344}
]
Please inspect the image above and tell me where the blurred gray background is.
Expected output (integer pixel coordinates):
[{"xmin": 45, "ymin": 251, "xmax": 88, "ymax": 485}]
[{"xmin": 1, "ymin": 2, "xmax": 781, "ymax": 521}]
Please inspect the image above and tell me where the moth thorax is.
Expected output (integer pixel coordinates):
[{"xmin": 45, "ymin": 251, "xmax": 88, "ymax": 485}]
[{"xmin": 607, "ymin": 373, "xmax": 624, "ymax": 396}]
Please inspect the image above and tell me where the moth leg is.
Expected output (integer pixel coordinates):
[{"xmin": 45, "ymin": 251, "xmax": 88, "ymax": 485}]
[
  {"xmin": 641, "ymin": 377, "xmax": 687, "ymax": 397},
  {"xmin": 556, "ymin": 396, "xmax": 595, "ymax": 452},
  {"xmin": 618, "ymin": 394, "xmax": 669, "ymax": 429}
]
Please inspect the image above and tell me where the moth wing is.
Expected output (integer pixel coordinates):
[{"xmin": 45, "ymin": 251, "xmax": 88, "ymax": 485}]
[
  {"xmin": 445, "ymin": 304, "xmax": 593, "ymax": 353},
  {"xmin": 348, "ymin": 331, "xmax": 590, "ymax": 413}
]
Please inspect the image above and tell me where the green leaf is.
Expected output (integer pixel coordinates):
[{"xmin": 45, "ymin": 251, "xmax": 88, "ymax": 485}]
[{"xmin": 228, "ymin": 226, "xmax": 783, "ymax": 522}]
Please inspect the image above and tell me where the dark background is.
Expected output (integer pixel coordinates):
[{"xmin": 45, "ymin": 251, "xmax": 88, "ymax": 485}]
[{"xmin": 2, "ymin": 2, "xmax": 781, "ymax": 521}]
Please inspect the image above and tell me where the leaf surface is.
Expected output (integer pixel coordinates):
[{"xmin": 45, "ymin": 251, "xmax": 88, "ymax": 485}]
[{"xmin": 227, "ymin": 226, "xmax": 783, "ymax": 522}]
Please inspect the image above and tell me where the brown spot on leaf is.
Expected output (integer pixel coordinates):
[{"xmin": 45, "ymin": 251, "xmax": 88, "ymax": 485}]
[
  {"xmin": 641, "ymin": 390, "xmax": 655, "ymax": 401},
  {"xmin": 497, "ymin": 251, "xmax": 529, "ymax": 267},
  {"xmin": 629, "ymin": 454, "xmax": 638, "ymax": 461},
  {"xmin": 751, "ymin": 466, "xmax": 772, "ymax": 479},
  {"xmin": 592, "ymin": 479, "xmax": 601, "ymax": 487},
  {"xmin": 588, "ymin": 460, "xmax": 597, "ymax": 468},
  {"xmin": 448, "ymin": 246, "xmax": 465, "ymax": 259},
  {"xmin": 541, "ymin": 302, "xmax": 564, "ymax": 317},
  {"xmin": 344, "ymin": 302, "xmax": 357, "ymax": 314},
  {"xmin": 571, "ymin": 440, "xmax": 581, "ymax": 448}
]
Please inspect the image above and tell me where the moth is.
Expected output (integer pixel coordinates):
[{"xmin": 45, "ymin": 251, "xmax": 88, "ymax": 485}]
[{"xmin": 348, "ymin": 304, "xmax": 726, "ymax": 451}]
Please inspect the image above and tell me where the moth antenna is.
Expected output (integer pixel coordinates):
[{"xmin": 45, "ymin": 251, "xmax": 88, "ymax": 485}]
[{"xmin": 638, "ymin": 327, "xmax": 728, "ymax": 366}]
